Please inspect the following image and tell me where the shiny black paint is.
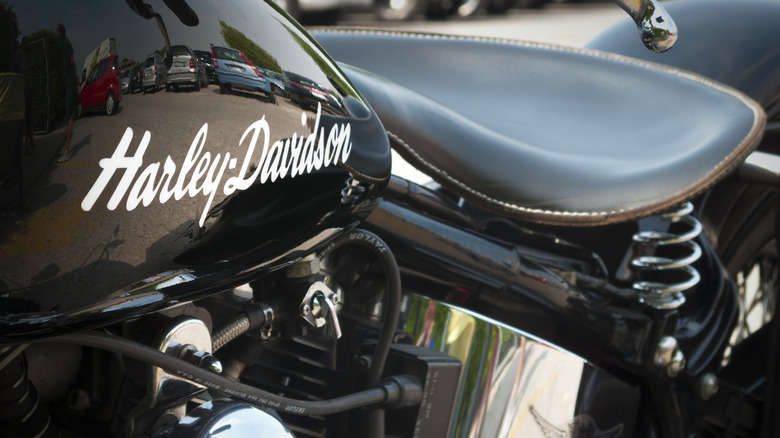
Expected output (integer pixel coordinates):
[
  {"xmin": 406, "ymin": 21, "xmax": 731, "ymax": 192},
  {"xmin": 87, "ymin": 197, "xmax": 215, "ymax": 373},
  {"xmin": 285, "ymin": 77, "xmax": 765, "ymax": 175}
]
[
  {"xmin": 0, "ymin": 0, "xmax": 390, "ymax": 341},
  {"xmin": 364, "ymin": 198, "xmax": 652, "ymax": 360},
  {"xmin": 364, "ymin": 183, "xmax": 738, "ymax": 438},
  {"xmin": 0, "ymin": 1, "xmax": 750, "ymax": 436}
]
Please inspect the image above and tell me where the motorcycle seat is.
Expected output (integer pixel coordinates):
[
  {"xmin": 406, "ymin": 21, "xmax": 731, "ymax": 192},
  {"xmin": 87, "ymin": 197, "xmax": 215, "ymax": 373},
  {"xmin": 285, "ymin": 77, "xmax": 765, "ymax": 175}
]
[{"xmin": 311, "ymin": 29, "xmax": 766, "ymax": 226}]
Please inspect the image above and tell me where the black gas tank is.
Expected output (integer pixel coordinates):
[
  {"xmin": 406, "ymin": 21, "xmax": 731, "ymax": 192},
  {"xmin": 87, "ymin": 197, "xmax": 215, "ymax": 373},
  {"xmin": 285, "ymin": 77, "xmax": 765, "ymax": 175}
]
[{"xmin": 0, "ymin": 0, "xmax": 390, "ymax": 341}]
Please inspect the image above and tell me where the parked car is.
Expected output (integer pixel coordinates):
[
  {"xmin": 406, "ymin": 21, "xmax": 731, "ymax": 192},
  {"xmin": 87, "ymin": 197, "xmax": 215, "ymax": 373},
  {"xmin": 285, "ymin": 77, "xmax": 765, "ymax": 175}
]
[
  {"xmin": 167, "ymin": 45, "xmax": 208, "ymax": 91},
  {"xmin": 120, "ymin": 71, "xmax": 130, "ymax": 94},
  {"xmin": 141, "ymin": 52, "xmax": 167, "ymax": 93},
  {"xmin": 210, "ymin": 45, "xmax": 275, "ymax": 102},
  {"xmin": 259, "ymin": 68, "xmax": 285, "ymax": 95},
  {"xmin": 194, "ymin": 49, "xmax": 217, "ymax": 84},
  {"xmin": 128, "ymin": 65, "xmax": 142, "ymax": 94},
  {"xmin": 282, "ymin": 71, "xmax": 339, "ymax": 112},
  {"xmin": 76, "ymin": 55, "xmax": 121, "ymax": 117},
  {"xmin": 272, "ymin": 0, "xmax": 371, "ymax": 24}
]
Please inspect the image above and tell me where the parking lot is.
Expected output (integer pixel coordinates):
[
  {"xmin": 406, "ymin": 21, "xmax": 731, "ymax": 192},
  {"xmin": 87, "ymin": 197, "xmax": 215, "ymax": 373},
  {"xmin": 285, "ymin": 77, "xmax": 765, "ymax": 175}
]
[
  {"xmin": 316, "ymin": 0, "xmax": 628, "ymax": 181},
  {"xmin": 329, "ymin": 1, "xmax": 626, "ymax": 47}
]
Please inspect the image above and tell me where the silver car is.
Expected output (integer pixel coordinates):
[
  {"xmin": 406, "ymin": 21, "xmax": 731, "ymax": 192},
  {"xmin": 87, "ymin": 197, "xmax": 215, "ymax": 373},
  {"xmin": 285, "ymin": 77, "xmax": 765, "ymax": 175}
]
[
  {"xmin": 167, "ymin": 45, "xmax": 208, "ymax": 91},
  {"xmin": 141, "ymin": 52, "xmax": 167, "ymax": 93}
]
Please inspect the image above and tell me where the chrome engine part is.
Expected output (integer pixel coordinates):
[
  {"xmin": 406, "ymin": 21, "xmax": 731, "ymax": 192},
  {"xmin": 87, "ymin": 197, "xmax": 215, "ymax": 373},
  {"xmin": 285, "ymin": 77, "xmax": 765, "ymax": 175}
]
[
  {"xmin": 170, "ymin": 399, "xmax": 295, "ymax": 438},
  {"xmin": 399, "ymin": 294, "xmax": 640, "ymax": 438}
]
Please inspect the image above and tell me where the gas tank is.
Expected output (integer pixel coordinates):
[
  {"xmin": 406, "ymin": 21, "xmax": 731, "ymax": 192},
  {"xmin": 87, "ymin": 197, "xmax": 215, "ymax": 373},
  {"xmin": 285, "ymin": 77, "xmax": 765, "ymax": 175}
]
[{"xmin": 0, "ymin": 0, "xmax": 391, "ymax": 341}]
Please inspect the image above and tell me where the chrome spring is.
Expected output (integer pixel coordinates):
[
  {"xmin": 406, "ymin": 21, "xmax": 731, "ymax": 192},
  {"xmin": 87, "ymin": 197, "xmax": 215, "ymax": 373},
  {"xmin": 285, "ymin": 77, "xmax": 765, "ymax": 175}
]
[
  {"xmin": 0, "ymin": 347, "xmax": 56, "ymax": 437},
  {"xmin": 630, "ymin": 202, "xmax": 702, "ymax": 309}
]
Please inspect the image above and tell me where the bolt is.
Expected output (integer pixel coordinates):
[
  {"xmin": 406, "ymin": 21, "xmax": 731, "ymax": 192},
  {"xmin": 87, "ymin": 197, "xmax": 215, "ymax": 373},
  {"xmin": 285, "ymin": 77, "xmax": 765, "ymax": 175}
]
[
  {"xmin": 699, "ymin": 373, "xmax": 719, "ymax": 400},
  {"xmin": 654, "ymin": 336, "xmax": 678, "ymax": 368},
  {"xmin": 667, "ymin": 350, "xmax": 686, "ymax": 377},
  {"xmin": 300, "ymin": 303, "xmax": 311, "ymax": 317},
  {"xmin": 355, "ymin": 355, "xmax": 372, "ymax": 372},
  {"xmin": 178, "ymin": 345, "xmax": 223, "ymax": 374},
  {"xmin": 260, "ymin": 326, "xmax": 273, "ymax": 340},
  {"xmin": 197, "ymin": 353, "xmax": 223, "ymax": 374}
]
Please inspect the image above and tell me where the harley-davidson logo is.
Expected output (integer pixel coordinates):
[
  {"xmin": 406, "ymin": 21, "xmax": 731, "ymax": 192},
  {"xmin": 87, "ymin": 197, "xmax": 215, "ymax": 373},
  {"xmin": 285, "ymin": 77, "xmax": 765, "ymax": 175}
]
[{"xmin": 81, "ymin": 104, "xmax": 352, "ymax": 227}]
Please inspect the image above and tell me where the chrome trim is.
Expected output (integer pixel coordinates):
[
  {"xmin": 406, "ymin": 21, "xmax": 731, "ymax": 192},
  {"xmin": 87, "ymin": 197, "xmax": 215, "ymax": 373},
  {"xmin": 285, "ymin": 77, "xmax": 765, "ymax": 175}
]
[
  {"xmin": 612, "ymin": 0, "xmax": 678, "ymax": 52},
  {"xmin": 127, "ymin": 317, "xmax": 213, "ymax": 436},
  {"xmin": 151, "ymin": 318, "xmax": 213, "ymax": 406},
  {"xmin": 171, "ymin": 399, "xmax": 295, "ymax": 438},
  {"xmin": 399, "ymin": 294, "xmax": 587, "ymax": 437},
  {"xmin": 629, "ymin": 202, "xmax": 702, "ymax": 309},
  {"xmin": 300, "ymin": 281, "xmax": 343, "ymax": 339}
]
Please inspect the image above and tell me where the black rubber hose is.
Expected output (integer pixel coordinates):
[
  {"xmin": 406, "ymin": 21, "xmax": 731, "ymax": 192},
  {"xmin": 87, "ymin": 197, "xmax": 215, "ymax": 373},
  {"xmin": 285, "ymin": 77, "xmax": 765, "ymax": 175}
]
[
  {"xmin": 319, "ymin": 229, "xmax": 401, "ymax": 388},
  {"xmin": 47, "ymin": 331, "xmax": 394, "ymax": 416}
]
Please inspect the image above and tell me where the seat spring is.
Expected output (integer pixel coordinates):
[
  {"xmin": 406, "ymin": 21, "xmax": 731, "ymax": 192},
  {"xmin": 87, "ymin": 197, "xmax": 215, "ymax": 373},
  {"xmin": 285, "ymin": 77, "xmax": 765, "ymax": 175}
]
[{"xmin": 630, "ymin": 202, "xmax": 702, "ymax": 309}]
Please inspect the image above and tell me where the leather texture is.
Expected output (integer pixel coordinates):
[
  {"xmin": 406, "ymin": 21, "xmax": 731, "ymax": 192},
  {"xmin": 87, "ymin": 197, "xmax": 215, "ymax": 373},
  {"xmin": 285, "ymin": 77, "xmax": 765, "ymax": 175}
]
[{"xmin": 311, "ymin": 29, "xmax": 766, "ymax": 226}]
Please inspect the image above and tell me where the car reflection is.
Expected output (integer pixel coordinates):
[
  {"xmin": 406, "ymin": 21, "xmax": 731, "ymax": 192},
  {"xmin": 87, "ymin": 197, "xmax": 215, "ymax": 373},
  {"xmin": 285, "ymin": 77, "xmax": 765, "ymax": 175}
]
[
  {"xmin": 211, "ymin": 45, "xmax": 275, "ymax": 103},
  {"xmin": 260, "ymin": 68, "xmax": 285, "ymax": 96},
  {"xmin": 283, "ymin": 70, "xmax": 341, "ymax": 114},
  {"xmin": 126, "ymin": 64, "xmax": 143, "ymax": 94},
  {"xmin": 141, "ymin": 52, "xmax": 167, "ymax": 93},
  {"xmin": 167, "ymin": 44, "xmax": 208, "ymax": 91},
  {"xmin": 194, "ymin": 49, "xmax": 217, "ymax": 84},
  {"xmin": 77, "ymin": 55, "xmax": 121, "ymax": 118}
]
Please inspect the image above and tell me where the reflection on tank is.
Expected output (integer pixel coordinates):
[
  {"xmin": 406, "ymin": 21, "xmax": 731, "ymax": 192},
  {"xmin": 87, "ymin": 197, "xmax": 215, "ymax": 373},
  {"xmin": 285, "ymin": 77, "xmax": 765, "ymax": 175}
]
[
  {"xmin": 0, "ymin": 0, "xmax": 390, "ymax": 335},
  {"xmin": 77, "ymin": 54, "xmax": 121, "ymax": 118},
  {"xmin": 80, "ymin": 38, "xmax": 115, "ymax": 88},
  {"xmin": 283, "ymin": 70, "xmax": 343, "ymax": 115}
]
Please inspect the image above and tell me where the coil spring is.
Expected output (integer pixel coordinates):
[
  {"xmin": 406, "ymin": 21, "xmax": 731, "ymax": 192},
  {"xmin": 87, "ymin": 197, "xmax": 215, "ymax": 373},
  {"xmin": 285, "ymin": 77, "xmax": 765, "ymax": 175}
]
[
  {"xmin": 0, "ymin": 347, "xmax": 56, "ymax": 437},
  {"xmin": 630, "ymin": 202, "xmax": 702, "ymax": 309}
]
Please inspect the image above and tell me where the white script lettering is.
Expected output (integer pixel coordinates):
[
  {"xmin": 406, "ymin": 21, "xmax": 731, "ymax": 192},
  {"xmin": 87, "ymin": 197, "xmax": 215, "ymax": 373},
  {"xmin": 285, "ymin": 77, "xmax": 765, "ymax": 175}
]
[{"xmin": 81, "ymin": 104, "xmax": 353, "ymax": 226}]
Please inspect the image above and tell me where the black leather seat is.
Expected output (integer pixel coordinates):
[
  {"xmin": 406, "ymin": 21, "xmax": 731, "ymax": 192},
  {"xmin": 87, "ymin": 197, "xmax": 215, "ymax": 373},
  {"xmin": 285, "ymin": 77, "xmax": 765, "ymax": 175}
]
[{"xmin": 311, "ymin": 29, "xmax": 766, "ymax": 226}]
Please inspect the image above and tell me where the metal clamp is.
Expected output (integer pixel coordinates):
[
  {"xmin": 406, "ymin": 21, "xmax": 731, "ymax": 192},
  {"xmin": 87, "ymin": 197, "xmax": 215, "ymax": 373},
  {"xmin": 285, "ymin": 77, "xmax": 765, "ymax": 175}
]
[{"xmin": 299, "ymin": 281, "xmax": 343, "ymax": 339}]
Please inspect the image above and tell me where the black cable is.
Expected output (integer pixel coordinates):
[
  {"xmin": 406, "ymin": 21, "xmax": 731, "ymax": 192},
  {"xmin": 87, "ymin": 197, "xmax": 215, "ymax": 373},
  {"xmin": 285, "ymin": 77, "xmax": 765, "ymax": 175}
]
[
  {"xmin": 319, "ymin": 228, "xmax": 402, "ymax": 388},
  {"xmin": 46, "ymin": 331, "xmax": 395, "ymax": 416}
]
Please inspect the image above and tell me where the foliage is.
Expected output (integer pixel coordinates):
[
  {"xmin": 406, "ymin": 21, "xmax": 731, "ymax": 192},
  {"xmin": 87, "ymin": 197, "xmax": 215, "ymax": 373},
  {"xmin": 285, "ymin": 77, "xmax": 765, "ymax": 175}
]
[
  {"xmin": 279, "ymin": 20, "xmax": 355, "ymax": 101},
  {"xmin": 219, "ymin": 20, "xmax": 281, "ymax": 72}
]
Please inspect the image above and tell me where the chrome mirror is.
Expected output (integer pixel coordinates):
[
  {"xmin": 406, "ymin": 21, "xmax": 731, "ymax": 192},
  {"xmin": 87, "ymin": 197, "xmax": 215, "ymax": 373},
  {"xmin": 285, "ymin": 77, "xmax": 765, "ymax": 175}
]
[{"xmin": 613, "ymin": 0, "xmax": 677, "ymax": 52}]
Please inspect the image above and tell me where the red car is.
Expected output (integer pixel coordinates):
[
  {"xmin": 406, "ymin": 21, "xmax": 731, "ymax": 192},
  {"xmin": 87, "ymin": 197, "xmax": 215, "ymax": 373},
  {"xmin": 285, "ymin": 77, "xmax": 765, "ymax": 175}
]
[{"xmin": 77, "ymin": 55, "xmax": 121, "ymax": 117}]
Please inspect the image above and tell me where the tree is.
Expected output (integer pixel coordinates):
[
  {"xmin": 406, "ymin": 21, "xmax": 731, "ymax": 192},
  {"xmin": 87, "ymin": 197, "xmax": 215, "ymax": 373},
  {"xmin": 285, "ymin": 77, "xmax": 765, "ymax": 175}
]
[{"xmin": 219, "ymin": 20, "xmax": 281, "ymax": 72}]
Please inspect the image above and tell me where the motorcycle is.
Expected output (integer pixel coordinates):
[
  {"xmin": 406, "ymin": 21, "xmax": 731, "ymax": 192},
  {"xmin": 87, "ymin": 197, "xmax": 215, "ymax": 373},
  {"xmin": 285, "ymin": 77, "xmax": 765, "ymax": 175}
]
[{"xmin": 0, "ymin": 0, "xmax": 778, "ymax": 436}]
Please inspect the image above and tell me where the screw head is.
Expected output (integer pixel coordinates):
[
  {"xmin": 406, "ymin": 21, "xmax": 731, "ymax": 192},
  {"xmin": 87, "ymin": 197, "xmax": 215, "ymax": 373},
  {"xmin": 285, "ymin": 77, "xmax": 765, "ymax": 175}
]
[
  {"xmin": 200, "ymin": 355, "xmax": 223, "ymax": 374},
  {"xmin": 699, "ymin": 373, "xmax": 719, "ymax": 400},
  {"xmin": 667, "ymin": 350, "xmax": 686, "ymax": 377},
  {"xmin": 655, "ymin": 336, "xmax": 679, "ymax": 367}
]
